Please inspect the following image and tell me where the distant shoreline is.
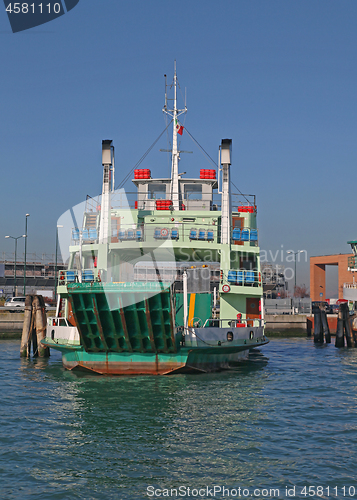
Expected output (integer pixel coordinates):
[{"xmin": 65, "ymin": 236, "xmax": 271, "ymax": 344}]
[{"xmin": 0, "ymin": 332, "xmax": 21, "ymax": 339}]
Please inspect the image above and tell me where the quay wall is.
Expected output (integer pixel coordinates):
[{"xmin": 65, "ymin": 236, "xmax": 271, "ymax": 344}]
[
  {"xmin": 0, "ymin": 312, "xmax": 337, "ymax": 339},
  {"xmin": 0, "ymin": 312, "xmax": 24, "ymax": 333},
  {"xmin": 265, "ymin": 314, "xmax": 307, "ymax": 335},
  {"xmin": 265, "ymin": 314, "xmax": 338, "ymax": 336},
  {"xmin": 0, "ymin": 310, "xmax": 55, "ymax": 339}
]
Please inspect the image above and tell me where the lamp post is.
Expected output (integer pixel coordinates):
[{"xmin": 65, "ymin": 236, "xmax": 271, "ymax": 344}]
[
  {"xmin": 23, "ymin": 213, "xmax": 30, "ymax": 295},
  {"xmin": 5, "ymin": 235, "xmax": 26, "ymax": 296},
  {"xmin": 55, "ymin": 225, "xmax": 63, "ymax": 301},
  {"xmin": 287, "ymin": 250, "xmax": 303, "ymax": 296}
]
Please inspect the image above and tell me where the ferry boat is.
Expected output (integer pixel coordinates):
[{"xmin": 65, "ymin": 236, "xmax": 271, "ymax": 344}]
[
  {"xmin": 343, "ymin": 241, "xmax": 357, "ymax": 302},
  {"xmin": 42, "ymin": 67, "xmax": 268, "ymax": 374}
]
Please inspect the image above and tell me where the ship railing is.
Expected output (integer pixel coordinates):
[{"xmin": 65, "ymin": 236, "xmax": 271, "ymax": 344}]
[
  {"xmin": 231, "ymin": 193, "xmax": 257, "ymax": 212},
  {"xmin": 111, "ymin": 191, "xmax": 139, "ymax": 209},
  {"xmin": 202, "ymin": 318, "xmax": 264, "ymax": 328},
  {"xmin": 343, "ymin": 282, "xmax": 357, "ymax": 289},
  {"xmin": 175, "ymin": 193, "xmax": 257, "ymax": 212},
  {"xmin": 110, "ymin": 222, "xmax": 220, "ymax": 243},
  {"xmin": 69, "ymin": 223, "xmax": 258, "ymax": 246},
  {"xmin": 106, "ymin": 192, "xmax": 257, "ymax": 212},
  {"xmin": 231, "ymin": 227, "xmax": 258, "ymax": 246},
  {"xmin": 81, "ymin": 192, "xmax": 257, "ymax": 212},
  {"xmin": 222, "ymin": 269, "xmax": 262, "ymax": 287},
  {"xmin": 58, "ymin": 268, "xmax": 100, "ymax": 285},
  {"xmin": 110, "ymin": 223, "xmax": 258, "ymax": 246},
  {"xmin": 85, "ymin": 195, "xmax": 101, "ymax": 214},
  {"xmin": 47, "ymin": 317, "xmax": 71, "ymax": 327},
  {"xmin": 70, "ymin": 228, "xmax": 99, "ymax": 245},
  {"xmin": 112, "ymin": 225, "xmax": 145, "ymax": 242},
  {"xmin": 134, "ymin": 266, "xmax": 221, "ymax": 284}
]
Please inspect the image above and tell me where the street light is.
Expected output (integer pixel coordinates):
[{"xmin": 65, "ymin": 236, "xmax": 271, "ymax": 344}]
[
  {"xmin": 55, "ymin": 225, "xmax": 63, "ymax": 302},
  {"xmin": 23, "ymin": 213, "xmax": 30, "ymax": 295},
  {"xmin": 5, "ymin": 235, "xmax": 26, "ymax": 297},
  {"xmin": 287, "ymin": 250, "xmax": 304, "ymax": 296}
]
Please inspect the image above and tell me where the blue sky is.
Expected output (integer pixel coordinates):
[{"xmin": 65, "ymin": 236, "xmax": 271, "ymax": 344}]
[{"xmin": 1, "ymin": 0, "xmax": 357, "ymax": 295}]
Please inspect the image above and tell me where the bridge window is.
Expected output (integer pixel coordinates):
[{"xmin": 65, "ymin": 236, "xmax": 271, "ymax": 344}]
[
  {"xmin": 184, "ymin": 184, "xmax": 202, "ymax": 200},
  {"xmin": 148, "ymin": 184, "xmax": 167, "ymax": 199}
]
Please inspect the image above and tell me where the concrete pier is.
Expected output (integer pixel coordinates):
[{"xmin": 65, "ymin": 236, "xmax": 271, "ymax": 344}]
[
  {"xmin": 265, "ymin": 314, "xmax": 308, "ymax": 336},
  {"xmin": 0, "ymin": 310, "xmax": 338, "ymax": 339},
  {"xmin": 0, "ymin": 312, "xmax": 24, "ymax": 337},
  {"xmin": 0, "ymin": 309, "xmax": 55, "ymax": 339}
]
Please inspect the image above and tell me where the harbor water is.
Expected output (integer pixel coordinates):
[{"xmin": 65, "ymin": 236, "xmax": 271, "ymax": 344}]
[{"xmin": 1, "ymin": 337, "xmax": 357, "ymax": 500}]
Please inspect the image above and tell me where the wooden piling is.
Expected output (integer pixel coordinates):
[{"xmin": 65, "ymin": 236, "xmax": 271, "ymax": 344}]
[
  {"xmin": 335, "ymin": 306, "xmax": 345, "ymax": 347},
  {"xmin": 306, "ymin": 318, "xmax": 312, "ymax": 337},
  {"xmin": 20, "ymin": 294, "xmax": 50, "ymax": 357},
  {"xmin": 314, "ymin": 307, "xmax": 323, "ymax": 343},
  {"xmin": 342, "ymin": 302, "xmax": 356, "ymax": 348},
  {"xmin": 33, "ymin": 295, "xmax": 50, "ymax": 357},
  {"xmin": 20, "ymin": 295, "xmax": 33, "ymax": 357},
  {"xmin": 321, "ymin": 309, "xmax": 331, "ymax": 343},
  {"xmin": 352, "ymin": 316, "xmax": 357, "ymax": 346}
]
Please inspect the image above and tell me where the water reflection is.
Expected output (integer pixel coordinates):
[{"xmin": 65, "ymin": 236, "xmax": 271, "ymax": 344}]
[
  {"xmin": 31, "ymin": 350, "xmax": 269, "ymax": 495},
  {"xmin": 3, "ymin": 339, "xmax": 357, "ymax": 500}
]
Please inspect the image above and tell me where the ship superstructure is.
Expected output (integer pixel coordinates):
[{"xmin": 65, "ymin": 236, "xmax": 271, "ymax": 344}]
[
  {"xmin": 43, "ymin": 68, "xmax": 268, "ymax": 374},
  {"xmin": 343, "ymin": 241, "xmax": 357, "ymax": 301}
]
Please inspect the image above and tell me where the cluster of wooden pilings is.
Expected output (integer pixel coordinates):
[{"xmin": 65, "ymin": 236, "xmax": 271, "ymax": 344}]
[
  {"xmin": 20, "ymin": 295, "xmax": 50, "ymax": 358},
  {"xmin": 314, "ymin": 302, "xmax": 357, "ymax": 347}
]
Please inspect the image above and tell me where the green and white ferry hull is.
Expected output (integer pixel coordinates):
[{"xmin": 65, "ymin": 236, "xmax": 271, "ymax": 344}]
[
  {"xmin": 44, "ymin": 283, "xmax": 267, "ymax": 375},
  {"xmin": 46, "ymin": 340, "xmax": 267, "ymax": 376},
  {"xmin": 43, "ymin": 67, "xmax": 268, "ymax": 375}
]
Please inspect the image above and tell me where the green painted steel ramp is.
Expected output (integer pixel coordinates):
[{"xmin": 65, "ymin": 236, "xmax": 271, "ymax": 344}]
[{"xmin": 67, "ymin": 282, "xmax": 176, "ymax": 354}]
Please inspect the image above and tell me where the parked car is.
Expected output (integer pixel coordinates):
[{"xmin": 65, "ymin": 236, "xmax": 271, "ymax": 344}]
[
  {"xmin": 312, "ymin": 301, "xmax": 330, "ymax": 313},
  {"xmin": 330, "ymin": 304, "xmax": 340, "ymax": 314},
  {"xmin": 4, "ymin": 297, "xmax": 26, "ymax": 308}
]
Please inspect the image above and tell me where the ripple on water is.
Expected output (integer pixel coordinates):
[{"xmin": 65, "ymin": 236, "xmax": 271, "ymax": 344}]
[{"xmin": 1, "ymin": 338, "xmax": 357, "ymax": 499}]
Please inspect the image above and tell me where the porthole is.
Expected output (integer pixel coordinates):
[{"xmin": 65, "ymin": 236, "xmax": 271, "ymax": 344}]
[
  {"xmin": 227, "ymin": 331, "xmax": 234, "ymax": 342},
  {"xmin": 249, "ymin": 330, "xmax": 254, "ymax": 340},
  {"xmin": 51, "ymin": 329, "xmax": 55, "ymax": 340}
]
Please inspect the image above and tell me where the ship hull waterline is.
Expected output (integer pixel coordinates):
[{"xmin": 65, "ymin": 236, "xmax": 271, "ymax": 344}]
[{"xmin": 43, "ymin": 339, "xmax": 269, "ymax": 375}]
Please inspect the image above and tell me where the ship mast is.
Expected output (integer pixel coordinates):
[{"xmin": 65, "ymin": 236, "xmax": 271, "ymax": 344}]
[
  {"xmin": 99, "ymin": 140, "xmax": 114, "ymax": 244},
  {"xmin": 163, "ymin": 62, "xmax": 187, "ymax": 211}
]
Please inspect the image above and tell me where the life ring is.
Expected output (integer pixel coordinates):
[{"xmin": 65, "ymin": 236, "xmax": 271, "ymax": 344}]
[
  {"xmin": 190, "ymin": 317, "xmax": 203, "ymax": 328},
  {"xmin": 160, "ymin": 228, "xmax": 169, "ymax": 237}
]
